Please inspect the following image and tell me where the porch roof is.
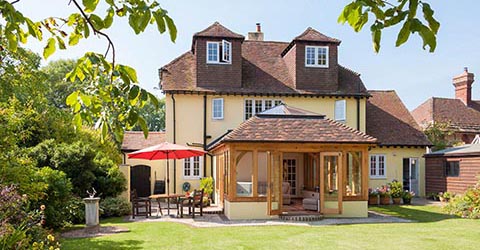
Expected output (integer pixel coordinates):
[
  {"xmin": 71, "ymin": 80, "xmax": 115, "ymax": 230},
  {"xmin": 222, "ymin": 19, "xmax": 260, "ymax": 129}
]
[{"xmin": 220, "ymin": 114, "xmax": 377, "ymax": 144}]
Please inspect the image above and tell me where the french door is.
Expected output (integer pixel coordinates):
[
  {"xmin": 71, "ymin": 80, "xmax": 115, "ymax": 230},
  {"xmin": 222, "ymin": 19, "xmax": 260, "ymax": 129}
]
[
  {"xmin": 267, "ymin": 152, "xmax": 282, "ymax": 215},
  {"xmin": 320, "ymin": 152, "xmax": 342, "ymax": 214},
  {"xmin": 403, "ymin": 158, "xmax": 419, "ymax": 195},
  {"xmin": 283, "ymin": 159, "xmax": 297, "ymax": 196}
]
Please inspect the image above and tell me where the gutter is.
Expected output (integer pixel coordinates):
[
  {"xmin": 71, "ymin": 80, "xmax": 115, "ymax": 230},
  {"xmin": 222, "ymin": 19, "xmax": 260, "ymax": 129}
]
[
  {"xmin": 203, "ymin": 95, "xmax": 207, "ymax": 177},
  {"xmin": 356, "ymin": 97, "xmax": 360, "ymax": 130}
]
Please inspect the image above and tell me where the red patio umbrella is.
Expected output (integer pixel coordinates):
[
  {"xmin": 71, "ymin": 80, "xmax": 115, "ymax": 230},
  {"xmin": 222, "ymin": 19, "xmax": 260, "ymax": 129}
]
[{"xmin": 128, "ymin": 142, "xmax": 206, "ymax": 215}]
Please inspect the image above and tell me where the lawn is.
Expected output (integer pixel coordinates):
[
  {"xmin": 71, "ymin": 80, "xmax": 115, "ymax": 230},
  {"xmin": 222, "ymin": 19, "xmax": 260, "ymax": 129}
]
[{"xmin": 61, "ymin": 205, "xmax": 480, "ymax": 250}]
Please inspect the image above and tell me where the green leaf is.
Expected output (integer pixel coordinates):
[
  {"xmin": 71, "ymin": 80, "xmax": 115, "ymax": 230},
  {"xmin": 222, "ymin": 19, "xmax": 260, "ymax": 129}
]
[
  {"xmin": 43, "ymin": 37, "xmax": 56, "ymax": 59},
  {"xmin": 153, "ymin": 10, "xmax": 166, "ymax": 33},
  {"xmin": 137, "ymin": 116, "xmax": 149, "ymax": 138},
  {"xmin": 119, "ymin": 65, "xmax": 138, "ymax": 83},
  {"xmin": 69, "ymin": 33, "xmax": 82, "ymax": 46},
  {"xmin": 422, "ymin": 3, "xmax": 440, "ymax": 34},
  {"xmin": 89, "ymin": 14, "xmax": 104, "ymax": 30},
  {"xmin": 338, "ymin": 2, "xmax": 356, "ymax": 24},
  {"xmin": 101, "ymin": 120, "xmax": 108, "ymax": 142},
  {"xmin": 66, "ymin": 91, "xmax": 79, "ymax": 106},
  {"xmin": 408, "ymin": 0, "xmax": 419, "ymax": 19},
  {"xmin": 129, "ymin": 85, "xmax": 140, "ymax": 101},
  {"xmin": 25, "ymin": 18, "xmax": 39, "ymax": 39},
  {"xmin": 138, "ymin": 10, "xmax": 152, "ymax": 33},
  {"xmin": 83, "ymin": 0, "xmax": 99, "ymax": 13},
  {"xmin": 164, "ymin": 15, "xmax": 177, "ymax": 42},
  {"xmin": 104, "ymin": 8, "xmax": 115, "ymax": 29},
  {"xmin": 83, "ymin": 20, "xmax": 90, "ymax": 38},
  {"xmin": 80, "ymin": 93, "xmax": 92, "ymax": 106},
  {"xmin": 371, "ymin": 25, "xmax": 382, "ymax": 53},
  {"xmin": 6, "ymin": 31, "xmax": 18, "ymax": 52},
  {"xmin": 396, "ymin": 20, "xmax": 411, "ymax": 47},
  {"xmin": 73, "ymin": 113, "xmax": 82, "ymax": 130},
  {"xmin": 56, "ymin": 37, "xmax": 66, "ymax": 50},
  {"xmin": 148, "ymin": 92, "xmax": 159, "ymax": 108},
  {"xmin": 128, "ymin": 110, "xmax": 139, "ymax": 126}
]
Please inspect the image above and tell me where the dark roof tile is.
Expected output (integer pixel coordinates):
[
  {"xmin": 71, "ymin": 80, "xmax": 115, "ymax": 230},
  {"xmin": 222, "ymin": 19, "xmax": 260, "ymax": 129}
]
[{"xmin": 121, "ymin": 131, "xmax": 166, "ymax": 151}]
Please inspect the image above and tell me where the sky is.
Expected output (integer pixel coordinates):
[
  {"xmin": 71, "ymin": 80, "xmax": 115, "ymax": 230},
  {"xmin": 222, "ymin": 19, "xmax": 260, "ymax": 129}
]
[{"xmin": 16, "ymin": 0, "xmax": 480, "ymax": 110}]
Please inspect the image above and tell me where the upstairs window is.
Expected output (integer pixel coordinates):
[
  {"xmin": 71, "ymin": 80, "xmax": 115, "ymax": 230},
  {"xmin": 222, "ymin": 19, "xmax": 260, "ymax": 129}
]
[
  {"xmin": 212, "ymin": 98, "xmax": 224, "ymax": 120},
  {"xmin": 244, "ymin": 99, "xmax": 282, "ymax": 120},
  {"xmin": 207, "ymin": 40, "xmax": 231, "ymax": 64},
  {"xmin": 445, "ymin": 161, "xmax": 460, "ymax": 177},
  {"xmin": 305, "ymin": 46, "xmax": 329, "ymax": 68},
  {"xmin": 184, "ymin": 156, "xmax": 202, "ymax": 179},
  {"xmin": 334, "ymin": 99, "xmax": 346, "ymax": 123}
]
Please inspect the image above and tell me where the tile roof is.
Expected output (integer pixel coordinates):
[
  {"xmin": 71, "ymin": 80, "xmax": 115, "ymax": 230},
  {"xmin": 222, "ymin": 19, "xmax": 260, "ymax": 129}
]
[
  {"xmin": 294, "ymin": 27, "xmax": 341, "ymax": 44},
  {"xmin": 160, "ymin": 40, "xmax": 367, "ymax": 96},
  {"xmin": 121, "ymin": 131, "xmax": 166, "ymax": 151},
  {"xmin": 223, "ymin": 114, "xmax": 377, "ymax": 144},
  {"xmin": 412, "ymin": 97, "xmax": 480, "ymax": 133},
  {"xmin": 366, "ymin": 90, "xmax": 431, "ymax": 146},
  {"xmin": 193, "ymin": 22, "xmax": 244, "ymax": 39}
]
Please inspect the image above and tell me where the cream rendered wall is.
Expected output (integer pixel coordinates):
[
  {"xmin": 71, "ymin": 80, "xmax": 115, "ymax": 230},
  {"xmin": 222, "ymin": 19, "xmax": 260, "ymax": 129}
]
[
  {"xmin": 165, "ymin": 94, "xmax": 367, "ymax": 194},
  {"xmin": 122, "ymin": 158, "xmax": 166, "ymax": 197},
  {"xmin": 369, "ymin": 147, "xmax": 427, "ymax": 196},
  {"xmin": 224, "ymin": 200, "xmax": 276, "ymax": 220},
  {"xmin": 324, "ymin": 201, "xmax": 368, "ymax": 218}
]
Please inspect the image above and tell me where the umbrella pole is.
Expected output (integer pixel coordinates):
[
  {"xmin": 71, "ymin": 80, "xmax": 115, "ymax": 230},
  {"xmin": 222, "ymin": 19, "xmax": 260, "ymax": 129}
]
[{"xmin": 167, "ymin": 153, "xmax": 170, "ymax": 216}]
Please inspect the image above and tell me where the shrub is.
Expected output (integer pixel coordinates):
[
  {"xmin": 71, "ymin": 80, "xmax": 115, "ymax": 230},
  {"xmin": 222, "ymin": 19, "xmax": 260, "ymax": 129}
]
[
  {"xmin": 388, "ymin": 180, "xmax": 403, "ymax": 198},
  {"xmin": 444, "ymin": 181, "xmax": 480, "ymax": 219},
  {"xmin": 100, "ymin": 197, "xmax": 131, "ymax": 218},
  {"xmin": 65, "ymin": 196, "xmax": 85, "ymax": 224},
  {"xmin": 200, "ymin": 177, "xmax": 214, "ymax": 197}
]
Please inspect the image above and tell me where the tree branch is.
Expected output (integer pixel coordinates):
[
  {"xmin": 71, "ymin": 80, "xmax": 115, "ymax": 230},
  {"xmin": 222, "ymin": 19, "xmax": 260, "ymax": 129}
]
[
  {"xmin": 10, "ymin": 0, "xmax": 21, "ymax": 4},
  {"xmin": 70, "ymin": 0, "xmax": 116, "ymax": 83}
]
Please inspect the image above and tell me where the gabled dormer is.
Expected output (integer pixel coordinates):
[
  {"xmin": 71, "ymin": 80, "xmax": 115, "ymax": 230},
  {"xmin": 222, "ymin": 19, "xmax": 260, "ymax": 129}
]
[
  {"xmin": 192, "ymin": 22, "xmax": 245, "ymax": 88},
  {"xmin": 281, "ymin": 28, "xmax": 341, "ymax": 91}
]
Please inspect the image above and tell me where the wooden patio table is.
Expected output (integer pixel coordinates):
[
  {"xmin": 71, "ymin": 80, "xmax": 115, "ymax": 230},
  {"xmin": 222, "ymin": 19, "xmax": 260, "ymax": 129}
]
[{"xmin": 149, "ymin": 193, "xmax": 185, "ymax": 217}]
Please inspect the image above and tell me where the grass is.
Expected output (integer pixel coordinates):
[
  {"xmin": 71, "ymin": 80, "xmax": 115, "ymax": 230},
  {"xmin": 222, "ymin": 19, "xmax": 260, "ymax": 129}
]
[{"xmin": 61, "ymin": 205, "xmax": 480, "ymax": 250}]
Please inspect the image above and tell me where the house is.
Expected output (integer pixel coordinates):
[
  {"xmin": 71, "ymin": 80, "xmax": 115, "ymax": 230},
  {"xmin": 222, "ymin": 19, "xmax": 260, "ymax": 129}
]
[
  {"xmin": 412, "ymin": 68, "xmax": 480, "ymax": 144},
  {"xmin": 424, "ymin": 143, "xmax": 480, "ymax": 194},
  {"xmin": 123, "ymin": 22, "xmax": 430, "ymax": 219}
]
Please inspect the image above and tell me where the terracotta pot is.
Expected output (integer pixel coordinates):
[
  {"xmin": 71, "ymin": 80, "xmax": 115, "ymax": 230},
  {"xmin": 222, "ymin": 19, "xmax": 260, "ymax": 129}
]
[
  {"xmin": 392, "ymin": 197, "xmax": 402, "ymax": 205},
  {"xmin": 368, "ymin": 195, "xmax": 379, "ymax": 205},
  {"xmin": 380, "ymin": 196, "xmax": 390, "ymax": 205}
]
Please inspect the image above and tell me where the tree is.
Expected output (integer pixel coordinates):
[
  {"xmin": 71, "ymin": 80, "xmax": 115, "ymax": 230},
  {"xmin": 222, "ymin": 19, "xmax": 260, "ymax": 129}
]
[
  {"xmin": 132, "ymin": 96, "xmax": 165, "ymax": 131},
  {"xmin": 424, "ymin": 121, "xmax": 456, "ymax": 151},
  {"xmin": 0, "ymin": 0, "xmax": 438, "ymax": 142}
]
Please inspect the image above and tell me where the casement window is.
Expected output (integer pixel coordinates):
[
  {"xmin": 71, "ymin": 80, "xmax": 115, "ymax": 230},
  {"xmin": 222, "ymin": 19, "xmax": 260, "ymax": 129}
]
[
  {"xmin": 212, "ymin": 98, "xmax": 224, "ymax": 120},
  {"xmin": 370, "ymin": 154, "xmax": 386, "ymax": 178},
  {"xmin": 334, "ymin": 99, "xmax": 346, "ymax": 123},
  {"xmin": 184, "ymin": 156, "xmax": 202, "ymax": 179},
  {"xmin": 305, "ymin": 46, "xmax": 329, "ymax": 68},
  {"xmin": 206, "ymin": 40, "xmax": 231, "ymax": 64},
  {"xmin": 244, "ymin": 99, "xmax": 282, "ymax": 120},
  {"xmin": 445, "ymin": 161, "xmax": 460, "ymax": 177}
]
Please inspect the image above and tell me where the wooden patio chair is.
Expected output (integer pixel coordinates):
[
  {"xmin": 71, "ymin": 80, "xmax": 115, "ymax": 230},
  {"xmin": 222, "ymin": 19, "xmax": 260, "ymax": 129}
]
[
  {"xmin": 130, "ymin": 189, "xmax": 151, "ymax": 219},
  {"xmin": 181, "ymin": 189, "xmax": 204, "ymax": 219}
]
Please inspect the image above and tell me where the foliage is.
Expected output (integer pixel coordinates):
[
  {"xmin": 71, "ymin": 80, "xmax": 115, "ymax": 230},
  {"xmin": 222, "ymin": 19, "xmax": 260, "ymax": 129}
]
[
  {"xmin": 424, "ymin": 121, "xmax": 456, "ymax": 151},
  {"xmin": 42, "ymin": 59, "xmax": 82, "ymax": 109},
  {"xmin": 339, "ymin": 0, "xmax": 439, "ymax": 52},
  {"xmin": 0, "ymin": 0, "xmax": 176, "ymax": 143},
  {"xmin": 377, "ymin": 185, "xmax": 390, "ymax": 197},
  {"xmin": 402, "ymin": 190, "xmax": 415, "ymax": 199},
  {"xmin": 65, "ymin": 196, "xmax": 86, "ymax": 225},
  {"xmin": 368, "ymin": 187, "xmax": 380, "ymax": 196},
  {"xmin": 200, "ymin": 177, "xmax": 214, "ymax": 197},
  {"xmin": 100, "ymin": 197, "xmax": 131, "ymax": 218},
  {"xmin": 132, "ymin": 96, "xmax": 165, "ymax": 131},
  {"xmin": 439, "ymin": 191, "xmax": 453, "ymax": 200},
  {"xmin": 0, "ymin": 185, "xmax": 60, "ymax": 250},
  {"xmin": 444, "ymin": 182, "xmax": 480, "ymax": 219},
  {"xmin": 388, "ymin": 180, "xmax": 403, "ymax": 198}
]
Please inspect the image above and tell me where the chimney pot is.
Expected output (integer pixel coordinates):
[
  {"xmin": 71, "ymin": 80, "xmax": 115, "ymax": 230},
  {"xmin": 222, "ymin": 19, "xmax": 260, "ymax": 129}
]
[
  {"xmin": 256, "ymin": 23, "xmax": 261, "ymax": 32},
  {"xmin": 453, "ymin": 67, "xmax": 475, "ymax": 106},
  {"xmin": 247, "ymin": 23, "xmax": 264, "ymax": 41}
]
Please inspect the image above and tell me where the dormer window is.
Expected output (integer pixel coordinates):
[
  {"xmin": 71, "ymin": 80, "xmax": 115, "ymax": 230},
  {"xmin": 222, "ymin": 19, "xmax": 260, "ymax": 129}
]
[
  {"xmin": 207, "ymin": 40, "xmax": 231, "ymax": 64},
  {"xmin": 305, "ymin": 46, "xmax": 329, "ymax": 68}
]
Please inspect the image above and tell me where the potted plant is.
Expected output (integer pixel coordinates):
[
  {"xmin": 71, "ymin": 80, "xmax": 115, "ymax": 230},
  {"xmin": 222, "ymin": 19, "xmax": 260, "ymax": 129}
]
[
  {"xmin": 389, "ymin": 180, "xmax": 403, "ymax": 205},
  {"xmin": 402, "ymin": 190, "xmax": 415, "ymax": 205},
  {"xmin": 378, "ymin": 185, "xmax": 390, "ymax": 205},
  {"xmin": 439, "ymin": 191, "xmax": 452, "ymax": 203},
  {"xmin": 200, "ymin": 177, "xmax": 214, "ymax": 206},
  {"xmin": 368, "ymin": 188, "xmax": 379, "ymax": 205}
]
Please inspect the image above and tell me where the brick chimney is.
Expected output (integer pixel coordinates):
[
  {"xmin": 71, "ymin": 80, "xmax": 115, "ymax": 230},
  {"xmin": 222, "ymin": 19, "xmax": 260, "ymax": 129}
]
[
  {"xmin": 453, "ymin": 67, "xmax": 475, "ymax": 106},
  {"xmin": 247, "ymin": 23, "xmax": 264, "ymax": 41}
]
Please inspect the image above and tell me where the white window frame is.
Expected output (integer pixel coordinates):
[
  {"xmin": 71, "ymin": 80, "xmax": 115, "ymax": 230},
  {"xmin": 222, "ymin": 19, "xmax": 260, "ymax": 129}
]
[
  {"xmin": 370, "ymin": 154, "xmax": 386, "ymax": 179},
  {"xmin": 335, "ymin": 99, "xmax": 346, "ymax": 123},
  {"xmin": 212, "ymin": 98, "xmax": 224, "ymax": 120},
  {"xmin": 305, "ymin": 46, "xmax": 329, "ymax": 68},
  {"xmin": 244, "ymin": 99, "xmax": 282, "ymax": 120},
  {"xmin": 206, "ymin": 40, "xmax": 232, "ymax": 64},
  {"xmin": 183, "ymin": 156, "xmax": 203, "ymax": 179}
]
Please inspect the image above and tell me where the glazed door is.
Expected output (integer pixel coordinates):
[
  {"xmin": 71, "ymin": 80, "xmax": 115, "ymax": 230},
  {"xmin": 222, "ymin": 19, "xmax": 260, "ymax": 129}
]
[
  {"xmin": 267, "ymin": 152, "xmax": 282, "ymax": 215},
  {"xmin": 403, "ymin": 158, "xmax": 419, "ymax": 195},
  {"xmin": 320, "ymin": 152, "xmax": 342, "ymax": 214}
]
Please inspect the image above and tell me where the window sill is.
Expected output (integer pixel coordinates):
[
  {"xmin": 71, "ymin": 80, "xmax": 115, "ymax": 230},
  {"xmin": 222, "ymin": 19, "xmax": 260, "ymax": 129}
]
[
  {"xmin": 183, "ymin": 176, "xmax": 201, "ymax": 180},
  {"xmin": 206, "ymin": 61, "xmax": 232, "ymax": 65},
  {"xmin": 212, "ymin": 117, "xmax": 224, "ymax": 121},
  {"xmin": 305, "ymin": 64, "xmax": 329, "ymax": 68},
  {"xmin": 369, "ymin": 176, "xmax": 387, "ymax": 180}
]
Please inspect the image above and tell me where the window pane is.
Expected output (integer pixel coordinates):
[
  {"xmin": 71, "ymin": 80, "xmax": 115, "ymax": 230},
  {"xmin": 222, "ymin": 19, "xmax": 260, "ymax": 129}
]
[
  {"xmin": 317, "ymin": 47, "xmax": 327, "ymax": 65},
  {"xmin": 236, "ymin": 151, "xmax": 253, "ymax": 197},
  {"xmin": 193, "ymin": 156, "xmax": 200, "ymax": 177},
  {"xmin": 370, "ymin": 156, "xmax": 376, "ymax": 176},
  {"xmin": 378, "ymin": 156, "xmax": 385, "ymax": 176},
  {"xmin": 213, "ymin": 98, "xmax": 223, "ymax": 119},
  {"xmin": 274, "ymin": 100, "xmax": 282, "ymax": 106},
  {"xmin": 306, "ymin": 47, "xmax": 315, "ymax": 65},
  {"xmin": 245, "ymin": 100, "xmax": 253, "ymax": 120},
  {"xmin": 264, "ymin": 100, "xmax": 272, "ymax": 110},
  {"xmin": 222, "ymin": 40, "xmax": 231, "ymax": 62},
  {"xmin": 346, "ymin": 152, "xmax": 362, "ymax": 196},
  {"xmin": 255, "ymin": 100, "xmax": 263, "ymax": 114},
  {"xmin": 207, "ymin": 42, "xmax": 218, "ymax": 62},
  {"xmin": 335, "ymin": 100, "xmax": 346, "ymax": 122},
  {"xmin": 184, "ymin": 158, "xmax": 191, "ymax": 176},
  {"xmin": 257, "ymin": 152, "xmax": 268, "ymax": 196}
]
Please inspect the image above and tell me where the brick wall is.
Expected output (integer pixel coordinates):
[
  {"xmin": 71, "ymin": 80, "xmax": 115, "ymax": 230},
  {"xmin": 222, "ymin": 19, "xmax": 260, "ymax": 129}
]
[
  {"xmin": 195, "ymin": 37, "xmax": 243, "ymax": 88},
  {"xmin": 294, "ymin": 42, "xmax": 338, "ymax": 91}
]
